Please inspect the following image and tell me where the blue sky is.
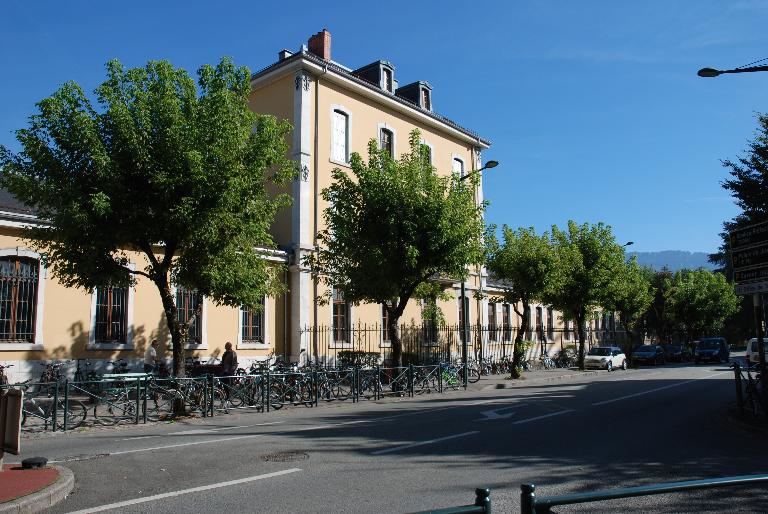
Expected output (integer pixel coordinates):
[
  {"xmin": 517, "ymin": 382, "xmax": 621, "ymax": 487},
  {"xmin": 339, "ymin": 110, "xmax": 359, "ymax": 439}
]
[{"xmin": 2, "ymin": 1, "xmax": 767, "ymax": 253}]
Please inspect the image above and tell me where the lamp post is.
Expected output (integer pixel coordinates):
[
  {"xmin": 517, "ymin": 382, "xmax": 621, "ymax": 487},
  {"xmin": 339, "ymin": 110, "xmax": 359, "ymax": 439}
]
[
  {"xmin": 458, "ymin": 160, "xmax": 499, "ymax": 388},
  {"xmin": 697, "ymin": 65, "xmax": 768, "ymax": 78}
]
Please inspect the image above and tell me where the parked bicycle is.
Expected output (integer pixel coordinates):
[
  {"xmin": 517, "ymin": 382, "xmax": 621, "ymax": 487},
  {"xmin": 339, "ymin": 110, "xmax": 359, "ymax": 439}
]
[{"xmin": 20, "ymin": 381, "xmax": 87, "ymax": 430}]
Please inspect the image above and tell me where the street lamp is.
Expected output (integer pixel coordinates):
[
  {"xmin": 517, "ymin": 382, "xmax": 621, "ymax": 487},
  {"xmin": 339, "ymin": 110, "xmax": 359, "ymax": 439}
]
[
  {"xmin": 458, "ymin": 159, "xmax": 499, "ymax": 388},
  {"xmin": 697, "ymin": 65, "xmax": 768, "ymax": 78},
  {"xmin": 624, "ymin": 241, "xmax": 634, "ymax": 247}
]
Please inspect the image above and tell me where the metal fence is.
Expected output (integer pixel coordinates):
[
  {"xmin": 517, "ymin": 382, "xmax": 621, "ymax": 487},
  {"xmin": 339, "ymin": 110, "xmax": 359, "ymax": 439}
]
[{"xmin": 301, "ymin": 323, "xmax": 630, "ymax": 367}]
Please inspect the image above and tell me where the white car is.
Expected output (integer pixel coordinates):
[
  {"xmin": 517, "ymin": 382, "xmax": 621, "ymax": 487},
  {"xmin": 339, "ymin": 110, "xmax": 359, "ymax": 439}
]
[
  {"xmin": 584, "ymin": 346, "xmax": 627, "ymax": 371},
  {"xmin": 746, "ymin": 338, "xmax": 768, "ymax": 368}
]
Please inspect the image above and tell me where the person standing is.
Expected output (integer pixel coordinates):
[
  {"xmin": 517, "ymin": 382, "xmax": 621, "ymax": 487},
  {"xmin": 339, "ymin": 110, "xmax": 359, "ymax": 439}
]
[
  {"xmin": 144, "ymin": 339, "xmax": 159, "ymax": 374},
  {"xmin": 220, "ymin": 341, "xmax": 238, "ymax": 399}
]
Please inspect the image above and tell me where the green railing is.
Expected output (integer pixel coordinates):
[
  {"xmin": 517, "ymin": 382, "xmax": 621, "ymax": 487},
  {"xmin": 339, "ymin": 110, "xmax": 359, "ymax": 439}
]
[
  {"xmin": 413, "ymin": 488, "xmax": 491, "ymax": 513},
  {"xmin": 520, "ymin": 474, "xmax": 768, "ymax": 513}
]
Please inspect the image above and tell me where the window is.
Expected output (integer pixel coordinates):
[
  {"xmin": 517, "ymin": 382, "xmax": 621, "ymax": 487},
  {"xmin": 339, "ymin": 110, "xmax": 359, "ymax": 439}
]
[
  {"xmin": 420, "ymin": 143, "xmax": 432, "ymax": 165},
  {"xmin": 383, "ymin": 68, "xmax": 393, "ymax": 92},
  {"xmin": 332, "ymin": 109, "xmax": 349, "ymax": 162},
  {"xmin": 421, "ymin": 88, "xmax": 431, "ymax": 110},
  {"xmin": 332, "ymin": 287, "xmax": 349, "ymax": 344},
  {"xmin": 242, "ymin": 298, "xmax": 265, "ymax": 343},
  {"xmin": 502, "ymin": 304, "xmax": 511, "ymax": 343},
  {"xmin": 176, "ymin": 287, "xmax": 202, "ymax": 344},
  {"xmin": 381, "ymin": 305, "xmax": 390, "ymax": 345},
  {"xmin": 380, "ymin": 128, "xmax": 393, "ymax": 157},
  {"xmin": 94, "ymin": 286, "xmax": 128, "ymax": 344},
  {"xmin": 452, "ymin": 157, "xmax": 465, "ymax": 178},
  {"xmin": 565, "ymin": 320, "xmax": 572, "ymax": 341},
  {"xmin": 488, "ymin": 302, "xmax": 497, "ymax": 342},
  {"xmin": 0, "ymin": 256, "xmax": 39, "ymax": 343},
  {"xmin": 547, "ymin": 307, "xmax": 554, "ymax": 340},
  {"xmin": 459, "ymin": 294, "xmax": 470, "ymax": 343}
]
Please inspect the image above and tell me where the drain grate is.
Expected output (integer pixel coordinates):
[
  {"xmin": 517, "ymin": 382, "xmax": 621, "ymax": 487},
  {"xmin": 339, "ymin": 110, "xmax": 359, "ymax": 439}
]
[{"xmin": 260, "ymin": 450, "xmax": 309, "ymax": 462}]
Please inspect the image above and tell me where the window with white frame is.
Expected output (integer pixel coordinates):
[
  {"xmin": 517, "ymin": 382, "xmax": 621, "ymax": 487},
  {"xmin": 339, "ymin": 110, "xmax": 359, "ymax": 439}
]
[
  {"xmin": 242, "ymin": 298, "xmax": 265, "ymax": 344},
  {"xmin": 176, "ymin": 286, "xmax": 203, "ymax": 344},
  {"xmin": 452, "ymin": 157, "xmax": 465, "ymax": 178},
  {"xmin": 332, "ymin": 109, "xmax": 349, "ymax": 163},
  {"xmin": 488, "ymin": 302, "xmax": 497, "ymax": 342},
  {"xmin": 0, "ymin": 256, "xmax": 39, "ymax": 343},
  {"xmin": 502, "ymin": 304, "xmax": 511, "ymax": 343},
  {"xmin": 332, "ymin": 287, "xmax": 349, "ymax": 345},
  {"xmin": 381, "ymin": 305, "xmax": 390, "ymax": 346},
  {"xmin": 380, "ymin": 128, "xmax": 393, "ymax": 157},
  {"xmin": 94, "ymin": 286, "xmax": 128, "ymax": 344}
]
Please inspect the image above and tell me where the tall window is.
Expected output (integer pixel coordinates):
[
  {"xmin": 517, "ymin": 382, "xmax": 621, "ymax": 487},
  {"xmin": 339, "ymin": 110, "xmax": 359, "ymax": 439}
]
[
  {"xmin": 176, "ymin": 287, "xmax": 202, "ymax": 344},
  {"xmin": 0, "ymin": 256, "xmax": 38, "ymax": 343},
  {"xmin": 565, "ymin": 320, "xmax": 572, "ymax": 341},
  {"xmin": 332, "ymin": 287, "xmax": 349, "ymax": 344},
  {"xmin": 502, "ymin": 304, "xmax": 511, "ymax": 343},
  {"xmin": 381, "ymin": 305, "xmax": 390, "ymax": 345},
  {"xmin": 547, "ymin": 307, "xmax": 554, "ymax": 340},
  {"xmin": 459, "ymin": 294, "xmax": 470, "ymax": 343},
  {"xmin": 422, "ymin": 89, "xmax": 431, "ymax": 110},
  {"xmin": 380, "ymin": 128, "xmax": 393, "ymax": 157},
  {"xmin": 488, "ymin": 302, "xmax": 497, "ymax": 342},
  {"xmin": 452, "ymin": 157, "xmax": 465, "ymax": 178},
  {"xmin": 332, "ymin": 109, "xmax": 349, "ymax": 162},
  {"xmin": 383, "ymin": 68, "xmax": 393, "ymax": 92},
  {"xmin": 242, "ymin": 298, "xmax": 265, "ymax": 343},
  {"xmin": 94, "ymin": 286, "xmax": 128, "ymax": 344}
]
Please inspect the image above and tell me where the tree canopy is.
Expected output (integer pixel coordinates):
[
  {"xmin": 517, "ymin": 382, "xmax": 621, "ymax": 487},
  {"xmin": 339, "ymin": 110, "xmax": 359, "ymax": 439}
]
[
  {"xmin": 665, "ymin": 268, "xmax": 739, "ymax": 340},
  {"xmin": 0, "ymin": 57, "xmax": 295, "ymax": 376},
  {"xmin": 306, "ymin": 130, "xmax": 485, "ymax": 366}
]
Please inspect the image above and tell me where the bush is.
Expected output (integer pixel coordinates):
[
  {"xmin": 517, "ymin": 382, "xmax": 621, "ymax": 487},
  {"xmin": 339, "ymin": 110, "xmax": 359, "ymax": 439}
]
[{"xmin": 337, "ymin": 351, "xmax": 380, "ymax": 368}]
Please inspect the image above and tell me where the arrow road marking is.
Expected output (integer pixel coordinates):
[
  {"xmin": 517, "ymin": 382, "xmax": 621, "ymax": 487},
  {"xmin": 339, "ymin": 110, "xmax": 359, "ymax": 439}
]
[{"xmin": 476, "ymin": 405, "xmax": 517, "ymax": 421}]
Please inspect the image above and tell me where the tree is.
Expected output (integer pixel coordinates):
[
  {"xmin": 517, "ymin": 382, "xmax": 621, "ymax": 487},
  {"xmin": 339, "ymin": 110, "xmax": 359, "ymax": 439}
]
[
  {"xmin": 306, "ymin": 130, "xmax": 485, "ymax": 367},
  {"xmin": 0, "ymin": 58, "xmax": 295, "ymax": 376},
  {"xmin": 544, "ymin": 221, "xmax": 626, "ymax": 369},
  {"xmin": 486, "ymin": 226, "xmax": 554, "ymax": 378},
  {"xmin": 665, "ymin": 268, "xmax": 739, "ymax": 341},
  {"xmin": 604, "ymin": 258, "xmax": 653, "ymax": 350},
  {"xmin": 645, "ymin": 267, "xmax": 673, "ymax": 343}
]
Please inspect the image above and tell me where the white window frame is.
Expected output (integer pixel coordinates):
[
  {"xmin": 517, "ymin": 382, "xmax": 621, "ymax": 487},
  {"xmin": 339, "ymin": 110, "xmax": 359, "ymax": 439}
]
[
  {"xmin": 0, "ymin": 248, "xmax": 46, "ymax": 351},
  {"xmin": 330, "ymin": 286, "xmax": 354, "ymax": 349},
  {"xmin": 419, "ymin": 139, "xmax": 434, "ymax": 165},
  {"xmin": 330, "ymin": 105, "xmax": 352, "ymax": 166},
  {"xmin": 380, "ymin": 304, "xmax": 391, "ymax": 348},
  {"xmin": 237, "ymin": 297, "xmax": 270, "ymax": 349},
  {"xmin": 88, "ymin": 264, "xmax": 135, "ymax": 351},
  {"xmin": 376, "ymin": 122, "xmax": 397, "ymax": 158},
  {"xmin": 451, "ymin": 154, "xmax": 466, "ymax": 178},
  {"xmin": 171, "ymin": 284, "xmax": 208, "ymax": 350}
]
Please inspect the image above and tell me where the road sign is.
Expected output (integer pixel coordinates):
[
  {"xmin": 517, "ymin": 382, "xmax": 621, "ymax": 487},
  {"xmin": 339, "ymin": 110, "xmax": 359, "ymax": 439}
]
[
  {"xmin": 732, "ymin": 245, "xmax": 768, "ymax": 271},
  {"xmin": 734, "ymin": 266, "xmax": 768, "ymax": 284},
  {"xmin": 729, "ymin": 220, "xmax": 768, "ymax": 251},
  {"xmin": 735, "ymin": 282, "xmax": 768, "ymax": 295}
]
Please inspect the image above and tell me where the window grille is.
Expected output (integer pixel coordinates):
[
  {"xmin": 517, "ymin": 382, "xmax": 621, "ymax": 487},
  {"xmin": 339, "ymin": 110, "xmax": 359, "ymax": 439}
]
[
  {"xmin": 488, "ymin": 302, "xmax": 497, "ymax": 342},
  {"xmin": 176, "ymin": 287, "xmax": 202, "ymax": 343},
  {"xmin": 332, "ymin": 288, "xmax": 349, "ymax": 344},
  {"xmin": 242, "ymin": 299, "xmax": 265, "ymax": 343},
  {"xmin": 0, "ymin": 256, "xmax": 38, "ymax": 343},
  {"xmin": 95, "ymin": 286, "xmax": 128, "ymax": 344}
]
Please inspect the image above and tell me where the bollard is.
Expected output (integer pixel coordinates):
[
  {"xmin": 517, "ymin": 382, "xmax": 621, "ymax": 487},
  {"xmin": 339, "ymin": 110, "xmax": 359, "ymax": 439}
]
[
  {"xmin": 520, "ymin": 484, "xmax": 535, "ymax": 514},
  {"xmin": 63, "ymin": 379, "xmax": 69, "ymax": 432},
  {"xmin": 474, "ymin": 488, "xmax": 491, "ymax": 513},
  {"xmin": 734, "ymin": 362, "xmax": 744, "ymax": 413},
  {"xmin": 408, "ymin": 364, "xmax": 414, "ymax": 397},
  {"xmin": 135, "ymin": 379, "xmax": 140, "ymax": 424}
]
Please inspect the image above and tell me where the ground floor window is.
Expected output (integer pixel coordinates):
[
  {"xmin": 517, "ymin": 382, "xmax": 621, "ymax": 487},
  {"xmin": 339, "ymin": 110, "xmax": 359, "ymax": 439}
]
[
  {"xmin": 0, "ymin": 256, "xmax": 39, "ymax": 343},
  {"xmin": 242, "ymin": 298, "xmax": 265, "ymax": 343},
  {"xmin": 94, "ymin": 286, "xmax": 128, "ymax": 344},
  {"xmin": 176, "ymin": 287, "xmax": 202, "ymax": 343}
]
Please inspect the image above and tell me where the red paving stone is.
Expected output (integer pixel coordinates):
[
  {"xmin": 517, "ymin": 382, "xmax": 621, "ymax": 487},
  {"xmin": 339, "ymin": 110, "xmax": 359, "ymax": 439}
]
[{"xmin": 0, "ymin": 464, "xmax": 60, "ymax": 503}]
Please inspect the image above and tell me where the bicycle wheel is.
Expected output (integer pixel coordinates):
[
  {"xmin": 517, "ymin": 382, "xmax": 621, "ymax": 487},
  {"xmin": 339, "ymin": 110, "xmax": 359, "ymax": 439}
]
[
  {"xmin": 467, "ymin": 367, "xmax": 481, "ymax": 383},
  {"xmin": 146, "ymin": 388, "xmax": 178, "ymax": 421},
  {"xmin": 268, "ymin": 383, "xmax": 284, "ymax": 410},
  {"xmin": 57, "ymin": 399, "xmax": 87, "ymax": 429}
]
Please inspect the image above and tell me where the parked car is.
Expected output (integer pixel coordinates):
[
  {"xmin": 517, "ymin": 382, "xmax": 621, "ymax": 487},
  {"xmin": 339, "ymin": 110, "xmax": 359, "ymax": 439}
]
[
  {"xmin": 584, "ymin": 346, "xmax": 627, "ymax": 371},
  {"xmin": 631, "ymin": 345, "xmax": 666, "ymax": 365},
  {"xmin": 694, "ymin": 337, "xmax": 729, "ymax": 364},
  {"xmin": 663, "ymin": 344, "xmax": 691, "ymax": 362},
  {"xmin": 746, "ymin": 338, "xmax": 768, "ymax": 368}
]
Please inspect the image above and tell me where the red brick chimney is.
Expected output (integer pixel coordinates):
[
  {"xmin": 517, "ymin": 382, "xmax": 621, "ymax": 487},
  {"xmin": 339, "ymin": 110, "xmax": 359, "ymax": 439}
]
[{"xmin": 308, "ymin": 29, "xmax": 331, "ymax": 60}]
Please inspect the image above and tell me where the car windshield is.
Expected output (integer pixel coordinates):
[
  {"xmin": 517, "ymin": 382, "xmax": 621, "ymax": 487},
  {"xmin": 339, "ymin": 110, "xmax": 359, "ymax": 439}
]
[
  {"xmin": 588, "ymin": 348, "xmax": 611, "ymax": 356},
  {"xmin": 698, "ymin": 340, "xmax": 719, "ymax": 349},
  {"xmin": 635, "ymin": 346, "xmax": 655, "ymax": 353}
]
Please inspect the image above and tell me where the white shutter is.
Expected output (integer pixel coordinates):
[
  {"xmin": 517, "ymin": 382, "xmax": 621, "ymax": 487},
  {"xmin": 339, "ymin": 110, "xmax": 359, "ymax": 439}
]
[
  {"xmin": 453, "ymin": 158, "xmax": 464, "ymax": 177},
  {"xmin": 332, "ymin": 110, "xmax": 347, "ymax": 162}
]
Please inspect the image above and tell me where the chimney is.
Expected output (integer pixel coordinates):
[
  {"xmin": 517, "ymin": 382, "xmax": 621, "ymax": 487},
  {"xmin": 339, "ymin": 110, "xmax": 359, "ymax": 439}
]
[{"xmin": 308, "ymin": 29, "xmax": 331, "ymax": 60}]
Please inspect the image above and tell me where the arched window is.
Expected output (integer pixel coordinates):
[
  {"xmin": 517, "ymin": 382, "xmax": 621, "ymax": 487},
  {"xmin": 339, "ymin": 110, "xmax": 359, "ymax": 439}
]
[{"xmin": 0, "ymin": 256, "xmax": 39, "ymax": 343}]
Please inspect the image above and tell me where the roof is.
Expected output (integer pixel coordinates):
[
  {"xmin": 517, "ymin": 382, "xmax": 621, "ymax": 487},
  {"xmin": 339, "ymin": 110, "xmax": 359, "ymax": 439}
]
[
  {"xmin": 0, "ymin": 188, "xmax": 35, "ymax": 216},
  {"xmin": 250, "ymin": 49, "xmax": 492, "ymax": 148}
]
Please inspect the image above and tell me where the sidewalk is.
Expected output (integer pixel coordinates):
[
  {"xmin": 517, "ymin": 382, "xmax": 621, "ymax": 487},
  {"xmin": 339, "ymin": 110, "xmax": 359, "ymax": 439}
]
[
  {"xmin": 0, "ymin": 464, "xmax": 73, "ymax": 513},
  {"xmin": 480, "ymin": 367, "xmax": 612, "ymax": 390}
]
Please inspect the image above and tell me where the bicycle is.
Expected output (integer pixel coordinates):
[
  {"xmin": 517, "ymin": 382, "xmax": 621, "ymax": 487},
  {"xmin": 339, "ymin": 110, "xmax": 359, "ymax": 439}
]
[
  {"xmin": 0, "ymin": 363, "xmax": 12, "ymax": 385},
  {"xmin": 540, "ymin": 354, "xmax": 556, "ymax": 370},
  {"xmin": 20, "ymin": 381, "xmax": 87, "ymax": 430}
]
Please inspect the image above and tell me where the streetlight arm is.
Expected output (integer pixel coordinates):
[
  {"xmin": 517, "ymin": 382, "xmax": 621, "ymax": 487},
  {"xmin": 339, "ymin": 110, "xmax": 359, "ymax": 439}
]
[{"xmin": 698, "ymin": 65, "xmax": 768, "ymax": 77}]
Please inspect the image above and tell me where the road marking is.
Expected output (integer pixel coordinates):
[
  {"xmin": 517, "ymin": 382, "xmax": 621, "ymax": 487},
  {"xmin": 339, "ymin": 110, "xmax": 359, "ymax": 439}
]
[
  {"xmin": 477, "ymin": 405, "xmax": 517, "ymax": 421},
  {"xmin": 370, "ymin": 431, "xmax": 479, "ymax": 455},
  {"xmin": 120, "ymin": 435, "xmax": 159, "ymax": 441},
  {"xmin": 63, "ymin": 468, "xmax": 302, "ymax": 514},
  {"xmin": 592, "ymin": 372, "xmax": 728, "ymax": 406},
  {"xmin": 512, "ymin": 409, "xmax": 573, "ymax": 424},
  {"xmin": 171, "ymin": 421, "xmax": 283, "ymax": 436},
  {"xmin": 107, "ymin": 434, "xmax": 263, "ymax": 456}
]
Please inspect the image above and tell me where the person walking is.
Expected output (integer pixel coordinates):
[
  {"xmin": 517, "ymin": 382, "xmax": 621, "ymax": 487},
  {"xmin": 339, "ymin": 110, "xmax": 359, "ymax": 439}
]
[
  {"xmin": 144, "ymin": 339, "xmax": 159, "ymax": 374},
  {"xmin": 220, "ymin": 341, "xmax": 238, "ymax": 398}
]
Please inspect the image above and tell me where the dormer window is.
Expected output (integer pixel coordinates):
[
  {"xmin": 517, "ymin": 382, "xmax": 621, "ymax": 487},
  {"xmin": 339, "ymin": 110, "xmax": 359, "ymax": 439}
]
[
  {"xmin": 383, "ymin": 68, "xmax": 393, "ymax": 92},
  {"xmin": 422, "ymin": 89, "xmax": 431, "ymax": 110}
]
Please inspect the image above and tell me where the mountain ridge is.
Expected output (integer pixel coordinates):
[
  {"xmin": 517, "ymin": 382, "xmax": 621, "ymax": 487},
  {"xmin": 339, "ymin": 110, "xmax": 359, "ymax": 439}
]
[{"xmin": 628, "ymin": 250, "xmax": 715, "ymax": 271}]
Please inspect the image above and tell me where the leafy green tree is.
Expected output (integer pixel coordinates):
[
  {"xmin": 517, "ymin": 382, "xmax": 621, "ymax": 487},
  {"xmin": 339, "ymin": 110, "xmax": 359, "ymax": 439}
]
[
  {"xmin": 604, "ymin": 258, "xmax": 653, "ymax": 350},
  {"xmin": 645, "ymin": 267, "xmax": 673, "ymax": 343},
  {"xmin": 486, "ymin": 226, "xmax": 554, "ymax": 378},
  {"xmin": 306, "ymin": 130, "xmax": 485, "ymax": 367},
  {"xmin": 665, "ymin": 268, "xmax": 739, "ymax": 341},
  {"xmin": 0, "ymin": 58, "xmax": 295, "ymax": 376},
  {"xmin": 544, "ymin": 221, "xmax": 626, "ymax": 369}
]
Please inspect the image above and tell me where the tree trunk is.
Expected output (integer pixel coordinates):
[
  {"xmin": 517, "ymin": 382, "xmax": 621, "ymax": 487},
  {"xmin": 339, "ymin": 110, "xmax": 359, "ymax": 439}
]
[
  {"xmin": 388, "ymin": 311, "xmax": 402, "ymax": 367},
  {"xmin": 576, "ymin": 308, "xmax": 586, "ymax": 370},
  {"xmin": 155, "ymin": 278, "xmax": 185, "ymax": 378},
  {"xmin": 511, "ymin": 302, "xmax": 530, "ymax": 379}
]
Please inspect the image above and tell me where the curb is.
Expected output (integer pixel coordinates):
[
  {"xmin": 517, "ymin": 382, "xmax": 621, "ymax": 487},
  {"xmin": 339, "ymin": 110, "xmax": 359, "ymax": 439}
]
[
  {"xmin": 0, "ymin": 465, "xmax": 74, "ymax": 514},
  {"xmin": 482, "ymin": 369, "xmax": 606, "ymax": 390}
]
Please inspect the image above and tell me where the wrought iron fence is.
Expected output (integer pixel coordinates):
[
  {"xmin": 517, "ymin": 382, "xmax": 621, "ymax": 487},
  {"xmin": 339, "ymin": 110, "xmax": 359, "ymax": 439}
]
[{"xmin": 301, "ymin": 323, "xmax": 630, "ymax": 367}]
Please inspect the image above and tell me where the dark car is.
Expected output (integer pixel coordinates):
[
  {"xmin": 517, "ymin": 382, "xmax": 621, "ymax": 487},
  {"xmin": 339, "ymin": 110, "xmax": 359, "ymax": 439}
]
[
  {"xmin": 663, "ymin": 344, "xmax": 691, "ymax": 362},
  {"xmin": 694, "ymin": 337, "xmax": 729, "ymax": 364},
  {"xmin": 632, "ymin": 345, "xmax": 666, "ymax": 365}
]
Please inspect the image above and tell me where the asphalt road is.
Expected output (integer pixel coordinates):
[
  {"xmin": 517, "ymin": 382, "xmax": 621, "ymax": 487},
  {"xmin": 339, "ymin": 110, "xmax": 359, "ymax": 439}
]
[{"xmin": 14, "ymin": 360, "xmax": 768, "ymax": 513}]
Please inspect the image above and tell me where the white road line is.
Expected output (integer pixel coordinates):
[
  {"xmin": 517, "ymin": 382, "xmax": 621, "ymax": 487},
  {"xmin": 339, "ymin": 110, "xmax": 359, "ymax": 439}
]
[
  {"xmin": 370, "ymin": 431, "xmax": 479, "ymax": 455},
  {"xmin": 512, "ymin": 409, "xmax": 573, "ymax": 425},
  {"xmin": 63, "ymin": 468, "xmax": 302, "ymax": 514},
  {"xmin": 108, "ymin": 434, "xmax": 263, "ymax": 456},
  {"xmin": 120, "ymin": 435, "xmax": 159, "ymax": 441},
  {"xmin": 592, "ymin": 371, "xmax": 728, "ymax": 406},
  {"xmin": 171, "ymin": 421, "xmax": 283, "ymax": 436}
]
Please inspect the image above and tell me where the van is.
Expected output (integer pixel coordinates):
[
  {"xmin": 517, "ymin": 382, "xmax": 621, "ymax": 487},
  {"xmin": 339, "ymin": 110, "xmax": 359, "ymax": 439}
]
[
  {"xmin": 694, "ymin": 337, "xmax": 729, "ymax": 364},
  {"xmin": 746, "ymin": 338, "xmax": 768, "ymax": 368}
]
